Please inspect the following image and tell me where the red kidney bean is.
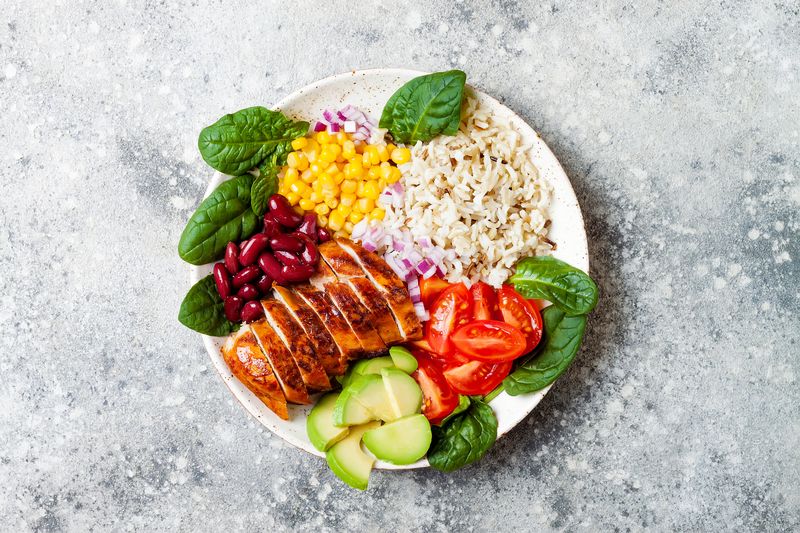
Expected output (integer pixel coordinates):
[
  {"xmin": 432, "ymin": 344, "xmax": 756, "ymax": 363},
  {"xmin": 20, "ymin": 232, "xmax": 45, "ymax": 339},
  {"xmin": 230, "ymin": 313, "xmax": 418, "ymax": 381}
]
[
  {"xmin": 238, "ymin": 233, "xmax": 270, "ymax": 266},
  {"xmin": 236, "ymin": 283, "xmax": 260, "ymax": 301},
  {"xmin": 274, "ymin": 250, "xmax": 303, "ymax": 267},
  {"xmin": 232, "ymin": 265, "xmax": 260, "ymax": 288},
  {"xmin": 262, "ymin": 216, "xmax": 282, "ymax": 239},
  {"xmin": 256, "ymin": 274, "xmax": 273, "ymax": 293},
  {"xmin": 224, "ymin": 242, "xmax": 240, "ymax": 274},
  {"xmin": 269, "ymin": 234, "xmax": 304, "ymax": 253},
  {"xmin": 241, "ymin": 301, "xmax": 265, "ymax": 323},
  {"xmin": 281, "ymin": 263, "xmax": 315, "ymax": 283},
  {"xmin": 224, "ymin": 296, "xmax": 244, "ymax": 322},
  {"xmin": 317, "ymin": 227, "xmax": 331, "ymax": 243},
  {"xmin": 213, "ymin": 263, "xmax": 232, "ymax": 299},
  {"xmin": 258, "ymin": 252, "xmax": 286, "ymax": 284},
  {"xmin": 268, "ymin": 194, "xmax": 303, "ymax": 228},
  {"xmin": 296, "ymin": 213, "xmax": 317, "ymax": 239},
  {"xmin": 296, "ymin": 233, "xmax": 319, "ymax": 265}
]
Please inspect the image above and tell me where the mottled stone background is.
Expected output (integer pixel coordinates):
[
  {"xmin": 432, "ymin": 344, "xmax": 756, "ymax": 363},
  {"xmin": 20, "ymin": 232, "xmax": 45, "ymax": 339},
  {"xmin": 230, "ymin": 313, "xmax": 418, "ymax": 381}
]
[{"xmin": 1, "ymin": 1, "xmax": 798, "ymax": 531}]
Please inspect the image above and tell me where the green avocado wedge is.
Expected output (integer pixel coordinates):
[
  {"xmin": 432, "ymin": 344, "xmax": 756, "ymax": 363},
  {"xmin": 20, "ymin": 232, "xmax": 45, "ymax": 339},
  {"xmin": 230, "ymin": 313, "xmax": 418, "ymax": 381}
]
[
  {"xmin": 333, "ymin": 374, "xmax": 395, "ymax": 425},
  {"xmin": 381, "ymin": 368, "xmax": 423, "ymax": 420},
  {"xmin": 326, "ymin": 421, "xmax": 381, "ymax": 490},
  {"xmin": 307, "ymin": 392, "xmax": 349, "ymax": 452},
  {"xmin": 340, "ymin": 356, "xmax": 396, "ymax": 388},
  {"xmin": 389, "ymin": 346, "xmax": 418, "ymax": 374},
  {"xmin": 363, "ymin": 414, "xmax": 432, "ymax": 465}
]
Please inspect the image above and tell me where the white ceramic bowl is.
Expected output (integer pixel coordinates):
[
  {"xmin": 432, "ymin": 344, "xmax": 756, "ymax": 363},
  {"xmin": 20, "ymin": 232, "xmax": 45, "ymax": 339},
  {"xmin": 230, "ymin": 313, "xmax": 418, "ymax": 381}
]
[{"xmin": 189, "ymin": 69, "xmax": 588, "ymax": 469}]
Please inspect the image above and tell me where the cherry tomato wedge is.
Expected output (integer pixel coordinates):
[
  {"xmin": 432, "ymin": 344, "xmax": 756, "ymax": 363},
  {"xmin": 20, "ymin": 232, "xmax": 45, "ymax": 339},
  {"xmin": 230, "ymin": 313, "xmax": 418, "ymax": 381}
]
[
  {"xmin": 443, "ymin": 358, "xmax": 512, "ymax": 396},
  {"xmin": 498, "ymin": 285, "xmax": 544, "ymax": 353},
  {"xmin": 419, "ymin": 275, "xmax": 451, "ymax": 309},
  {"xmin": 470, "ymin": 282, "xmax": 501, "ymax": 321},
  {"xmin": 425, "ymin": 283, "xmax": 472, "ymax": 357},
  {"xmin": 450, "ymin": 320, "xmax": 527, "ymax": 362},
  {"xmin": 411, "ymin": 350, "xmax": 459, "ymax": 425}
]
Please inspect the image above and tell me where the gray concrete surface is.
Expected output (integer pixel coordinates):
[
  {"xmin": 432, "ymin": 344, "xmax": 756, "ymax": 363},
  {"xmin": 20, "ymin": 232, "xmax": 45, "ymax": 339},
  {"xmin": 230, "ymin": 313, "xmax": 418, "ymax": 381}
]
[{"xmin": 1, "ymin": 1, "xmax": 798, "ymax": 531}]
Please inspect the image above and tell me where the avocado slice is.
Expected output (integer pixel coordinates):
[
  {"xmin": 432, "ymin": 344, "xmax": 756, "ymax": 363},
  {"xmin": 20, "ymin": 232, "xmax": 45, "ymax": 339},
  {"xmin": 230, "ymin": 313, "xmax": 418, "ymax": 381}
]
[
  {"xmin": 307, "ymin": 392, "xmax": 349, "ymax": 451},
  {"xmin": 362, "ymin": 414, "xmax": 432, "ymax": 465},
  {"xmin": 326, "ymin": 421, "xmax": 381, "ymax": 490},
  {"xmin": 381, "ymin": 368, "xmax": 423, "ymax": 419},
  {"xmin": 389, "ymin": 346, "xmax": 418, "ymax": 374},
  {"xmin": 340, "ymin": 356, "xmax": 396, "ymax": 388},
  {"xmin": 333, "ymin": 374, "xmax": 395, "ymax": 425}
]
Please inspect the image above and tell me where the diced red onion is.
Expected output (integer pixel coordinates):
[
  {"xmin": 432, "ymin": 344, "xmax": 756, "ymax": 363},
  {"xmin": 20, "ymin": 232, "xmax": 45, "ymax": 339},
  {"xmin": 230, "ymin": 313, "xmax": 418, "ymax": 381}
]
[
  {"xmin": 329, "ymin": 123, "xmax": 340, "ymax": 133},
  {"xmin": 322, "ymin": 109, "xmax": 336, "ymax": 123},
  {"xmin": 362, "ymin": 239, "xmax": 377, "ymax": 252},
  {"xmin": 344, "ymin": 120, "xmax": 357, "ymax": 133},
  {"xmin": 314, "ymin": 121, "xmax": 327, "ymax": 132},
  {"xmin": 413, "ymin": 302, "xmax": 429, "ymax": 321}
]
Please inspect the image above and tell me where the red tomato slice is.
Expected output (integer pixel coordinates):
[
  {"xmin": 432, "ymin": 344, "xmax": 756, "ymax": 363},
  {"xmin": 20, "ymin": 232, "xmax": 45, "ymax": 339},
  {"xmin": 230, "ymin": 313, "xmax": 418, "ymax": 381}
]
[
  {"xmin": 419, "ymin": 275, "xmax": 451, "ymax": 309},
  {"xmin": 470, "ymin": 282, "xmax": 501, "ymax": 321},
  {"xmin": 450, "ymin": 320, "xmax": 527, "ymax": 362},
  {"xmin": 411, "ymin": 350, "xmax": 459, "ymax": 424},
  {"xmin": 443, "ymin": 358, "xmax": 512, "ymax": 396},
  {"xmin": 499, "ymin": 285, "xmax": 544, "ymax": 353},
  {"xmin": 425, "ymin": 283, "xmax": 472, "ymax": 356}
]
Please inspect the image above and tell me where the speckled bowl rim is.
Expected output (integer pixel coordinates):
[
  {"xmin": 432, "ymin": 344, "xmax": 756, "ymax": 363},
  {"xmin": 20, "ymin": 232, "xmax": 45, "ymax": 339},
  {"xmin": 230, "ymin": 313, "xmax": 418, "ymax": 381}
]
[{"xmin": 189, "ymin": 68, "xmax": 589, "ymax": 470}]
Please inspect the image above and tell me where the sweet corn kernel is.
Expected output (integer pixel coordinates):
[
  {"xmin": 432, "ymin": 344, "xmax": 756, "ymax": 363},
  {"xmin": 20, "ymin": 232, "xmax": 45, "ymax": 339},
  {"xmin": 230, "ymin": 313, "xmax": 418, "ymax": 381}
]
[
  {"xmin": 314, "ymin": 204, "xmax": 330, "ymax": 216},
  {"xmin": 336, "ymin": 203, "xmax": 352, "ymax": 218},
  {"xmin": 377, "ymin": 145, "xmax": 390, "ymax": 163},
  {"xmin": 341, "ymin": 179, "xmax": 357, "ymax": 194},
  {"xmin": 367, "ymin": 166, "xmax": 382, "ymax": 180},
  {"xmin": 287, "ymin": 151, "xmax": 309, "ymax": 171},
  {"xmin": 325, "ymin": 196, "xmax": 339, "ymax": 209},
  {"xmin": 356, "ymin": 197, "xmax": 374, "ymax": 213},
  {"xmin": 333, "ymin": 172, "xmax": 345, "ymax": 185},
  {"xmin": 387, "ymin": 166, "xmax": 401, "ymax": 183},
  {"xmin": 324, "ymin": 163, "xmax": 339, "ymax": 176},
  {"xmin": 291, "ymin": 137, "xmax": 308, "ymax": 150},
  {"xmin": 342, "ymin": 140, "xmax": 356, "ymax": 159},
  {"xmin": 300, "ymin": 186, "xmax": 312, "ymax": 200},
  {"xmin": 315, "ymin": 130, "xmax": 332, "ymax": 144},
  {"xmin": 344, "ymin": 221, "xmax": 354, "ymax": 233},
  {"xmin": 379, "ymin": 162, "xmax": 393, "ymax": 180},
  {"xmin": 340, "ymin": 193, "xmax": 356, "ymax": 207},
  {"xmin": 310, "ymin": 191, "xmax": 323, "ymax": 203},
  {"xmin": 318, "ymin": 174, "xmax": 336, "ymax": 189},
  {"xmin": 299, "ymin": 198, "xmax": 316, "ymax": 211},
  {"xmin": 377, "ymin": 178, "xmax": 388, "ymax": 190},
  {"xmin": 318, "ymin": 214, "xmax": 328, "ymax": 226},
  {"xmin": 366, "ymin": 145, "xmax": 381, "ymax": 166},
  {"xmin": 356, "ymin": 180, "xmax": 368, "ymax": 197},
  {"xmin": 355, "ymin": 142, "xmax": 365, "ymax": 154},
  {"xmin": 362, "ymin": 181, "xmax": 380, "ymax": 200},
  {"xmin": 303, "ymin": 138, "xmax": 319, "ymax": 152},
  {"xmin": 344, "ymin": 161, "xmax": 364, "ymax": 179},
  {"xmin": 286, "ymin": 192, "xmax": 301, "ymax": 205},
  {"xmin": 386, "ymin": 143, "xmax": 396, "ymax": 154},
  {"xmin": 284, "ymin": 167, "xmax": 300, "ymax": 182},
  {"xmin": 369, "ymin": 208, "xmax": 386, "ymax": 221},
  {"xmin": 289, "ymin": 181, "xmax": 305, "ymax": 195},
  {"xmin": 391, "ymin": 147, "xmax": 411, "ymax": 164},
  {"xmin": 348, "ymin": 211, "xmax": 364, "ymax": 224},
  {"xmin": 328, "ymin": 211, "xmax": 346, "ymax": 231},
  {"xmin": 310, "ymin": 162, "xmax": 325, "ymax": 176},
  {"xmin": 301, "ymin": 169, "xmax": 315, "ymax": 184},
  {"xmin": 361, "ymin": 152, "xmax": 372, "ymax": 168},
  {"xmin": 294, "ymin": 206, "xmax": 304, "ymax": 215}
]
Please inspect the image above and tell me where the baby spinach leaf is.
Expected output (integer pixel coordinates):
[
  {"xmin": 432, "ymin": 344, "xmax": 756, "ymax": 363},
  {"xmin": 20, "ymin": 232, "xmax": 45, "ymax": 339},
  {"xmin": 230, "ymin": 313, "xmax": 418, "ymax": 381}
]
[
  {"xmin": 427, "ymin": 399, "xmax": 497, "ymax": 472},
  {"xmin": 439, "ymin": 395, "xmax": 472, "ymax": 426},
  {"xmin": 178, "ymin": 275, "xmax": 237, "ymax": 336},
  {"xmin": 509, "ymin": 256, "xmax": 598, "ymax": 316},
  {"xmin": 198, "ymin": 107, "xmax": 308, "ymax": 176},
  {"xmin": 503, "ymin": 306, "xmax": 586, "ymax": 396},
  {"xmin": 251, "ymin": 161, "xmax": 279, "ymax": 217},
  {"xmin": 379, "ymin": 70, "xmax": 466, "ymax": 144},
  {"xmin": 178, "ymin": 175, "xmax": 259, "ymax": 265}
]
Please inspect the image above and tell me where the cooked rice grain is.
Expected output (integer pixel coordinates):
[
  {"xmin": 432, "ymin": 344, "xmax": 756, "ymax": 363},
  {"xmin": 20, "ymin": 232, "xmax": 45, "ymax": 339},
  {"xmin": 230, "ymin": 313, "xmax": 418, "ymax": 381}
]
[{"xmin": 383, "ymin": 95, "xmax": 552, "ymax": 287}]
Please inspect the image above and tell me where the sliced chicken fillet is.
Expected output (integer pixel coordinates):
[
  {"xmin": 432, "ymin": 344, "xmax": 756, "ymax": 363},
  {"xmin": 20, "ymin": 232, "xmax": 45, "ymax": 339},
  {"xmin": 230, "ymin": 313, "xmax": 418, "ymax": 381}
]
[
  {"xmin": 261, "ymin": 299, "xmax": 331, "ymax": 391},
  {"xmin": 336, "ymin": 238, "xmax": 423, "ymax": 341},
  {"xmin": 221, "ymin": 326, "xmax": 289, "ymax": 420},
  {"xmin": 292, "ymin": 284, "xmax": 365, "ymax": 363},
  {"xmin": 272, "ymin": 285, "xmax": 346, "ymax": 376},
  {"xmin": 323, "ymin": 281, "xmax": 386, "ymax": 357},
  {"xmin": 249, "ymin": 319, "xmax": 310, "ymax": 404},
  {"xmin": 318, "ymin": 240, "xmax": 403, "ymax": 344}
]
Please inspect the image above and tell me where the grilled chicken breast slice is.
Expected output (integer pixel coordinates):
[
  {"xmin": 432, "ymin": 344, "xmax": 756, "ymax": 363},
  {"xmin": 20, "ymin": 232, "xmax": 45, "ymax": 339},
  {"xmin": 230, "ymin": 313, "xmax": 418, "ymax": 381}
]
[
  {"xmin": 292, "ymin": 284, "xmax": 365, "ymax": 363},
  {"xmin": 272, "ymin": 285, "xmax": 346, "ymax": 376},
  {"xmin": 249, "ymin": 319, "xmax": 310, "ymax": 404},
  {"xmin": 336, "ymin": 238, "xmax": 423, "ymax": 341},
  {"xmin": 221, "ymin": 326, "xmax": 289, "ymax": 420},
  {"xmin": 323, "ymin": 281, "xmax": 386, "ymax": 357},
  {"xmin": 261, "ymin": 299, "xmax": 331, "ymax": 392},
  {"xmin": 318, "ymin": 240, "xmax": 404, "ymax": 344}
]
